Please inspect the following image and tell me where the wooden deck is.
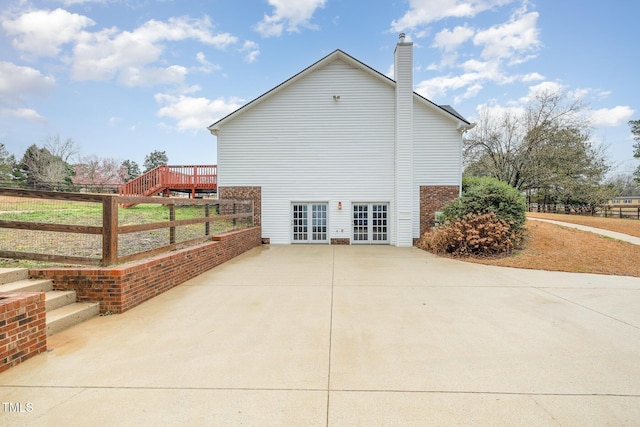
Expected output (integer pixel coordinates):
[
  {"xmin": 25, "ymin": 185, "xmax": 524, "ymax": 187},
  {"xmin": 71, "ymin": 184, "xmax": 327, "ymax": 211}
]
[{"xmin": 119, "ymin": 165, "xmax": 217, "ymax": 199}]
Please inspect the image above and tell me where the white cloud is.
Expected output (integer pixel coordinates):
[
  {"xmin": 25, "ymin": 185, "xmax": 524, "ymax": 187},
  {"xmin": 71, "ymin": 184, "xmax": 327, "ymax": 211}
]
[
  {"xmin": 0, "ymin": 62, "xmax": 56, "ymax": 103},
  {"xmin": 241, "ymin": 40, "xmax": 260, "ymax": 63},
  {"xmin": 195, "ymin": 52, "xmax": 221, "ymax": 73},
  {"xmin": 133, "ymin": 16, "xmax": 237, "ymax": 48},
  {"xmin": 391, "ymin": 0, "xmax": 515, "ymax": 31},
  {"xmin": 155, "ymin": 93, "xmax": 244, "ymax": 131},
  {"xmin": 416, "ymin": 72, "xmax": 483, "ymax": 100},
  {"xmin": 2, "ymin": 8, "xmax": 95, "ymax": 57},
  {"xmin": 59, "ymin": 0, "xmax": 106, "ymax": 4},
  {"xmin": 433, "ymin": 25, "xmax": 474, "ymax": 52},
  {"xmin": 3, "ymin": 9, "xmax": 238, "ymax": 87},
  {"xmin": 473, "ymin": 9, "xmax": 540, "ymax": 62},
  {"xmin": 254, "ymin": 0, "xmax": 326, "ymax": 37},
  {"xmin": 523, "ymin": 81, "xmax": 564, "ymax": 101},
  {"xmin": 118, "ymin": 65, "xmax": 188, "ymax": 87},
  {"xmin": 71, "ymin": 16, "xmax": 237, "ymax": 85},
  {"xmin": 474, "ymin": 102, "xmax": 526, "ymax": 121},
  {"xmin": 0, "ymin": 62, "xmax": 55, "ymax": 121},
  {"xmin": 590, "ymin": 106, "xmax": 635, "ymax": 127},
  {"xmin": 521, "ymin": 72, "xmax": 544, "ymax": 82},
  {"xmin": 410, "ymin": 3, "xmax": 542, "ymax": 103},
  {"xmin": 1, "ymin": 107, "xmax": 47, "ymax": 123}
]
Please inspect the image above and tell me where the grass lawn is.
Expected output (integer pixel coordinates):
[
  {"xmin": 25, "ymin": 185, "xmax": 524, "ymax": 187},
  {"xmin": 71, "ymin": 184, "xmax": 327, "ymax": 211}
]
[
  {"xmin": 527, "ymin": 211, "xmax": 640, "ymax": 238},
  {"xmin": 0, "ymin": 197, "xmax": 238, "ymax": 268},
  {"xmin": 461, "ymin": 213, "xmax": 640, "ymax": 277}
]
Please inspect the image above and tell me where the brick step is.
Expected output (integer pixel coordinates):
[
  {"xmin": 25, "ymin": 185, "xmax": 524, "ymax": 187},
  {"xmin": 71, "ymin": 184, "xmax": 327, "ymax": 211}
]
[
  {"xmin": 0, "ymin": 268, "xmax": 101, "ymax": 337},
  {"xmin": 46, "ymin": 302, "xmax": 101, "ymax": 336}
]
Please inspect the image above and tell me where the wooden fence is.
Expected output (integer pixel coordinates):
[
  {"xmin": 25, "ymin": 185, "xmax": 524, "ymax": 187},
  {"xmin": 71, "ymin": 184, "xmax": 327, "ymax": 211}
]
[
  {"xmin": 0, "ymin": 188, "xmax": 253, "ymax": 266},
  {"xmin": 528, "ymin": 203, "xmax": 640, "ymax": 220}
]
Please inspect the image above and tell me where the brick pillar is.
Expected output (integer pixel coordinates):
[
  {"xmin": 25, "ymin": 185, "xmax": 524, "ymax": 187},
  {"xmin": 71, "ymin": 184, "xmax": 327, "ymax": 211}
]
[
  {"xmin": 419, "ymin": 185, "xmax": 459, "ymax": 236},
  {"xmin": 218, "ymin": 186, "xmax": 261, "ymax": 227},
  {"xmin": 0, "ymin": 292, "xmax": 47, "ymax": 373}
]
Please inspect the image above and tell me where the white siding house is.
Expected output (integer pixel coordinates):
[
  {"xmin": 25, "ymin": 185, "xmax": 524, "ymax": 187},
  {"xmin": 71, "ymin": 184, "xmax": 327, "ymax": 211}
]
[{"xmin": 208, "ymin": 35, "xmax": 473, "ymax": 247}]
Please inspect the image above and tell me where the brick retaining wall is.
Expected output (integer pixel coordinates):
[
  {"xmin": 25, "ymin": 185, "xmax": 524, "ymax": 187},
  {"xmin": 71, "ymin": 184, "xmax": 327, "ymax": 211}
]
[
  {"xmin": 30, "ymin": 227, "xmax": 262, "ymax": 314},
  {"xmin": 0, "ymin": 292, "xmax": 46, "ymax": 373}
]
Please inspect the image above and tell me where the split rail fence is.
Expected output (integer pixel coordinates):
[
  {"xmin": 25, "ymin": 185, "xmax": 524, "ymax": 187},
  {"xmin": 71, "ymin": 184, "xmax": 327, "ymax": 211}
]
[
  {"xmin": 528, "ymin": 203, "xmax": 640, "ymax": 220},
  {"xmin": 0, "ymin": 188, "xmax": 253, "ymax": 266}
]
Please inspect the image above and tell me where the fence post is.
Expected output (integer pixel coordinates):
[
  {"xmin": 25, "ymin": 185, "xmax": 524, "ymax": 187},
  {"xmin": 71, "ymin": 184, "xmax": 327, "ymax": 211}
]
[
  {"xmin": 169, "ymin": 203, "xmax": 176, "ymax": 244},
  {"xmin": 102, "ymin": 196, "xmax": 118, "ymax": 266},
  {"xmin": 232, "ymin": 201, "xmax": 237, "ymax": 228},
  {"xmin": 205, "ymin": 204, "xmax": 210, "ymax": 236}
]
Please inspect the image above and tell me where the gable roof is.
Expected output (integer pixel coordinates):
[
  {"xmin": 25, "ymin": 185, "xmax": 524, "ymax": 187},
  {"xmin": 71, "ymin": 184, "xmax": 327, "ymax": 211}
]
[{"xmin": 208, "ymin": 49, "xmax": 470, "ymax": 136}]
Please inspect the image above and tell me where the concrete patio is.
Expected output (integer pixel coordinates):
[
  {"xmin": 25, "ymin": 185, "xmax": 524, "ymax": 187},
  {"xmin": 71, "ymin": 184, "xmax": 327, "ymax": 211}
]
[{"xmin": 1, "ymin": 245, "xmax": 639, "ymax": 426}]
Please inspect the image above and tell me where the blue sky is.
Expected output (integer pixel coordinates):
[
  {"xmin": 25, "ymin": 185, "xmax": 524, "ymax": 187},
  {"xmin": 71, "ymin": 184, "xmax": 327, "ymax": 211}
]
[{"xmin": 1, "ymin": 0, "xmax": 638, "ymax": 176}]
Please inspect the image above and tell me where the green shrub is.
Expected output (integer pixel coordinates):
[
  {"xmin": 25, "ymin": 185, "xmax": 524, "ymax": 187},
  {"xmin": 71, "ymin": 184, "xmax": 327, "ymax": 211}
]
[
  {"xmin": 419, "ymin": 212, "xmax": 520, "ymax": 257},
  {"xmin": 441, "ymin": 177, "xmax": 526, "ymax": 232}
]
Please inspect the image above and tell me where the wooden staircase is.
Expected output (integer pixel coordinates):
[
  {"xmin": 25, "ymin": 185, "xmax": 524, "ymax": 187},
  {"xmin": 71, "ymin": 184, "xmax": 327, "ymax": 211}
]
[
  {"xmin": 119, "ymin": 165, "xmax": 217, "ymax": 207},
  {"xmin": 0, "ymin": 269, "xmax": 100, "ymax": 336}
]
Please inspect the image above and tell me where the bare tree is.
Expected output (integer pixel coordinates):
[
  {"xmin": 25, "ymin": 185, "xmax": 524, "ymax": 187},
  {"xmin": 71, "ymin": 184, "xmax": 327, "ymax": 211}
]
[
  {"xmin": 19, "ymin": 144, "xmax": 73, "ymax": 189},
  {"xmin": 464, "ymin": 90, "xmax": 612, "ymax": 211},
  {"xmin": 465, "ymin": 89, "xmax": 592, "ymax": 191},
  {"xmin": 73, "ymin": 155, "xmax": 128, "ymax": 191},
  {"xmin": 44, "ymin": 135, "xmax": 80, "ymax": 163}
]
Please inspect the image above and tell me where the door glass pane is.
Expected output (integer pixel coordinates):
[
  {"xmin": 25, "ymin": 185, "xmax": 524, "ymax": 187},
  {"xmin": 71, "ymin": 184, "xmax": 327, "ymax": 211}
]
[
  {"xmin": 292, "ymin": 204, "xmax": 308, "ymax": 241},
  {"xmin": 371, "ymin": 204, "xmax": 388, "ymax": 241},
  {"xmin": 352, "ymin": 204, "xmax": 368, "ymax": 241},
  {"xmin": 312, "ymin": 204, "xmax": 327, "ymax": 241}
]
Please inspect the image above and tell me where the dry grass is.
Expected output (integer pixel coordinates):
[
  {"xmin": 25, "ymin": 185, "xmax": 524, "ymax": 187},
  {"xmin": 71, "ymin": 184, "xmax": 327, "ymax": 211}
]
[
  {"xmin": 463, "ymin": 218, "xmax": 640, "ymax": 277},
  {"xmin": 527, "ymin": 212, "xmax": 640, "ymax": 237}
]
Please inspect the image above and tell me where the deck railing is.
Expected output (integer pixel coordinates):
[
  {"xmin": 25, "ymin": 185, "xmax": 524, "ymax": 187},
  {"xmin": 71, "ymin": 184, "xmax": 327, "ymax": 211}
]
[
  {"xmin": 0, "ymin": 188, "xmax": 252, "ymax": 266},
  {"xmin": 118, "ymin": 165, "xmax": 217, "ymax": 197}
]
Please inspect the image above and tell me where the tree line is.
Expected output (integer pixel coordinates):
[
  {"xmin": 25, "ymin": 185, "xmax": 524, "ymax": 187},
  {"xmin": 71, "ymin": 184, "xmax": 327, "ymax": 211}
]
[
  {"xmin": 0, "ymin": 136, "xmax": 169, "ymax": 193},
  {"xmin": 463, "ymin": 90, "xmax": 640, "ymax": 212}
]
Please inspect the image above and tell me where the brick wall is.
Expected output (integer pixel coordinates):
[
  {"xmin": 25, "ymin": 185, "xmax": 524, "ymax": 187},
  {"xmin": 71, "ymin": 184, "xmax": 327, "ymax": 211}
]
[
  {"xmin": 219, "ymin": 186, "xmax": 261, "ymax": 226},
  {"xmin": 30, "ymin": 227, "xmax": 261, "ymax": 314},
  {"xmin": 0, "ymin": 292, "xmax": 46, "ymax": 373},
  {"xmin": 330, "ymin": 238, "xmax": 350, "ymax": 245},
  {"xmin": 419, "ymin": 185, "xmax": 459, "ymax": 237}
]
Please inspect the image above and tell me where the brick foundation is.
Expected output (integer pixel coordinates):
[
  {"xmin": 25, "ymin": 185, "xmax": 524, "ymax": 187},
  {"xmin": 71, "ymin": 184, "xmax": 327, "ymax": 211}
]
[
  {"xmin": 330, "ymin": 238, "xmax": 350, "ymax": 245},
  {"xmin": 419, "ymin": 185, "xmax": 459, "ymax": 237},
  {"xmin": 30, "ymin": 227, "xmax": 261, "ymax": 314},
  {"xmin": 0, "ymin": 292, "xmax": 46, "ymax": 373}
]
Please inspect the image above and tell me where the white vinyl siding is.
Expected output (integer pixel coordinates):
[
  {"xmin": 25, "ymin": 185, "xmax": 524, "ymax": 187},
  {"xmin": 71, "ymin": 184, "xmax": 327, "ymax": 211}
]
[
  {"xmin": 412, "ymin": 101, "xmax": 463, "ymax": 237},
  {"xmin": 394, "ymin": 42, "xmax": 414, "ymax": 247},
  {"xmin": 218, "ymin": 58, "xmax": 396, "ymax": 244}
]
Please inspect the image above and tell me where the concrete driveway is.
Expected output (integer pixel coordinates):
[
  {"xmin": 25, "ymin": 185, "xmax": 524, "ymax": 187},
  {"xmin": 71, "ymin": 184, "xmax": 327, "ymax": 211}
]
[{"xmin": 1, "ymin": 245, "xmax": 640, "ymax": 426}]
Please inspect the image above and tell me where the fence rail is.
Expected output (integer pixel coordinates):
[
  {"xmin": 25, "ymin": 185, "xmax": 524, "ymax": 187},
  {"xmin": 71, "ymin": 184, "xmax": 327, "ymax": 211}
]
[
  {"xmin": 528, "ymin": 203, "xmax": 640, "ymax": 220},
  {"xmin": 0, "ymin": 188, "xmax": 253, "ymax": 266}
]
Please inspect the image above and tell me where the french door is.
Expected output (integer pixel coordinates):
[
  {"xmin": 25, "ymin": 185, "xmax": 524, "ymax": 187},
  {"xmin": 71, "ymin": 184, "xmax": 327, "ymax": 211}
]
[
  {"xmin": 352, "ymin": 203, "xmax": 389, "ymax": 244},
  {"xmin": 291, "ymin": 203, "xmax": 328, "ymax": 243}
]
